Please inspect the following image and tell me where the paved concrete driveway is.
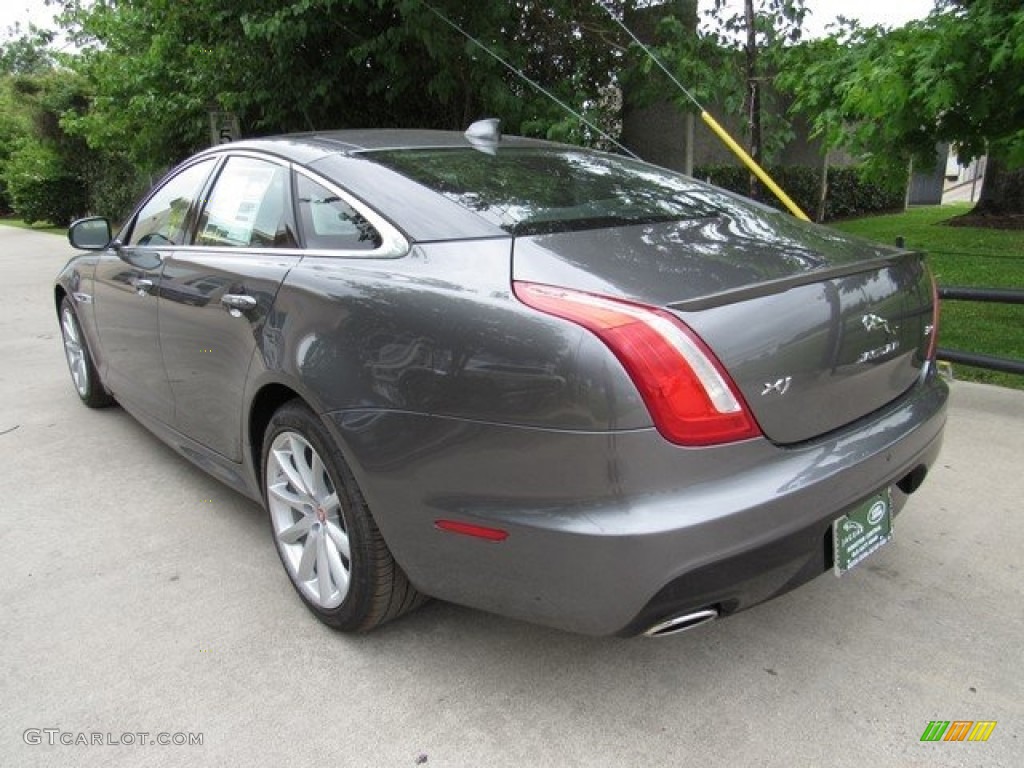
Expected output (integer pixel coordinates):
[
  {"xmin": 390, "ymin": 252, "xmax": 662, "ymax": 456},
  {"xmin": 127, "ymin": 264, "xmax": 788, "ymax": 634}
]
[{"xmin": 1, "ymin": 225, "xmax": 1021, "ymax": 768}]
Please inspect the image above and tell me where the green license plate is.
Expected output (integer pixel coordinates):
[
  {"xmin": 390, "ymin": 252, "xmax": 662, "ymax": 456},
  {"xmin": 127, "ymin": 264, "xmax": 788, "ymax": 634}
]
[{"xmin": 832, "ymin": 489, "xmax": 893, "ymax": 576}]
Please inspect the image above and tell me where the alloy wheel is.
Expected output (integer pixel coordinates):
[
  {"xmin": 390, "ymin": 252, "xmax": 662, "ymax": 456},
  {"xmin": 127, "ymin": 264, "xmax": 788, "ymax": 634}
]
[
  {"xmin": 266, "ymin": 431, "xmax": 352, "ymax": 609},
  {"xmin": 61, "ymin": 306, "xmax": 89, "ymax": 397}
]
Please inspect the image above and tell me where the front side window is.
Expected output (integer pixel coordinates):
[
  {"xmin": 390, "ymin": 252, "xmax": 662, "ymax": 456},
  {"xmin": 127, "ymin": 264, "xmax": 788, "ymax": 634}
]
[
  {"xmin": 295, "ymin": 174, "xmax": 382, "ymax": 251},
  {"xmin": 129, "ymin": 159, "xmax": 215, "ymax": 246},
  {"xmin": 196, "ymin": 156, "xmax": 296, "ymax": 248}
]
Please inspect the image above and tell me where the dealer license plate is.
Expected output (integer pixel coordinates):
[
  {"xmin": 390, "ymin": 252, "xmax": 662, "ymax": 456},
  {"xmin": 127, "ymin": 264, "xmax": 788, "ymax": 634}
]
[{"xmin": 832, "ymin": 489, "xmax": 893, "ymax": 576}]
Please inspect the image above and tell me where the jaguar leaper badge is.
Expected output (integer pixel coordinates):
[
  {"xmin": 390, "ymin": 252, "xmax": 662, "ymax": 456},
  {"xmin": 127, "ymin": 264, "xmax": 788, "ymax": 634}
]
[{"xmin": 862, "ymin": 313, "xmax": 898, "ymax": 335}]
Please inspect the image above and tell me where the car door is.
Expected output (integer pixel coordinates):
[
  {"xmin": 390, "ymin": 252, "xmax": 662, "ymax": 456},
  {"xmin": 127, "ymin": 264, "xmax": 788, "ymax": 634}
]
[
  {"xmin": 159, "ymin": 154, "xmax": 302, "ymax": 461},
  {"xmin": 92, "ymin": 158, "xmax": 217, "ymax": 424}
]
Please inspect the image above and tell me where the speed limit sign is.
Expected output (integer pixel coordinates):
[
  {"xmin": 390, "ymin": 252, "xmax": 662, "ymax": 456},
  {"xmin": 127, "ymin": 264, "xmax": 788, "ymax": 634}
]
[{"xmin": 209, "ymin": 111, "xmax": 241, "ymax": 146}]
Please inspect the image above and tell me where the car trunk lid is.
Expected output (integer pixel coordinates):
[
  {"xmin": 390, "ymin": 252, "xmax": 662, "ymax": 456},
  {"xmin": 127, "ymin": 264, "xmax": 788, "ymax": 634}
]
[{"xmin": 512, "ymin": 216, "xmax": 935, "ymax": 444}]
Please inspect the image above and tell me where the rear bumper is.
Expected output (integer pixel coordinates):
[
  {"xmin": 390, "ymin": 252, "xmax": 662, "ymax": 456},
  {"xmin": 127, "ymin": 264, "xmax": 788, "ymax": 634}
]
[
  {"xmin": 327, "ymin": 371, "xmax": 948, "ymax": 636},
  {"xmin": 614, "ymin": 479, "xmax": 924, "ymax": 637}
]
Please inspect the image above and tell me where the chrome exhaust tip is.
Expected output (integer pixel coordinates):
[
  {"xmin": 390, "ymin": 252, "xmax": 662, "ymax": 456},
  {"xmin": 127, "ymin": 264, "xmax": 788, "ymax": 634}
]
[{"xmin": 643, "ymin": 607, "xmax": 719, "ymax": 638}]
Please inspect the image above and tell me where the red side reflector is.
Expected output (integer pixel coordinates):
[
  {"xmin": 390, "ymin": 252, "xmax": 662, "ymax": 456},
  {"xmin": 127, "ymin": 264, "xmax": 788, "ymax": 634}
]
[
  {"xmin": 435, "ymin": 519, "xmax": 509, "ymax": 542},
  {"xmin": 926, "ymin": 267, "xmax": 941, "ymax": 361}
]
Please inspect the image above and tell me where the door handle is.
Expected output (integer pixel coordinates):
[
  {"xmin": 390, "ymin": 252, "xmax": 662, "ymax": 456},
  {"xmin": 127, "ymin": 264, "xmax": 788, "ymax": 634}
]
[
  {"xmin": 221, "ymin": 293, "xmax": 257, "ymax": 316},
  {"xmin": 132, "ymin": 278, "xmax": 154, "ymax": 296}
]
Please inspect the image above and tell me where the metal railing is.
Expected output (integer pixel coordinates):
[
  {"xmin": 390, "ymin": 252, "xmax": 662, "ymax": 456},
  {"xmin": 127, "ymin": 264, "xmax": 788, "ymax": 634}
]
[{"xmin": 936, "ymin": 286, "xmax": 1024, "ymax": 375}]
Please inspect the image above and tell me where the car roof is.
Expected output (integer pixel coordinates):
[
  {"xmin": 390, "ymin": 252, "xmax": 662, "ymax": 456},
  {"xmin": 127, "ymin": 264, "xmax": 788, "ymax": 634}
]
[
  {"xmin": 192, "ymin": 130, "xmax": 560, "ymax": 243},
  {"xmin": 284, "ymin": 128, "xmax": 554, "ymax": 152},
  {"xmin": 217, "ymin": 129, "xmax": 554, "ymax": 163}
]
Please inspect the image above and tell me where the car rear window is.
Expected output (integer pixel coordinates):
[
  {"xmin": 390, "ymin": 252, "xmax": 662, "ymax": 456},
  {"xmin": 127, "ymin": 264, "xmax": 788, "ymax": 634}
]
[{"xmin": 365, "ymin": 147, "xmax": 728, "ymax": 236}]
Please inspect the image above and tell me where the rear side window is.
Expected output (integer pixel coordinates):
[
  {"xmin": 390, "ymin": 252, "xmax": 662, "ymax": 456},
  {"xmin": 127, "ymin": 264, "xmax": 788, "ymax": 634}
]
[
  {"xmin": 196, "ymin": 156, "xmax": 296, "ymax": 248},
  {"xmin": 129, "ymin": 159, "xmax": 215, "ymax": 246},
  {"xmin": 295, "ymin": 174, "xmax": 382, "ymax": 251}
]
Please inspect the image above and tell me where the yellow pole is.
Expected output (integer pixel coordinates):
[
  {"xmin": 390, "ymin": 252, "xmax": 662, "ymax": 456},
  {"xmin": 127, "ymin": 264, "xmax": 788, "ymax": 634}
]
[{"xmin": 700, "ymin": 111, "xmax": 811, "ymax": 222}]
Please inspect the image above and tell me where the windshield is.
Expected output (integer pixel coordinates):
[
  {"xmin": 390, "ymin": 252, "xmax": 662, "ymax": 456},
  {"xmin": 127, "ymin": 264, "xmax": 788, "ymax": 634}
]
[{"xmin": 365, "ymin": 147, "xmax": 732, "ymax": 236}]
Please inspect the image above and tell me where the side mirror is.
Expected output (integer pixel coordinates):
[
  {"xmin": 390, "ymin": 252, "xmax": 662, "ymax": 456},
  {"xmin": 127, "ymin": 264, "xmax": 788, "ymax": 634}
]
[{"xmin": 68, "ymin": 217, "xmax": 113, "ymax": 251}]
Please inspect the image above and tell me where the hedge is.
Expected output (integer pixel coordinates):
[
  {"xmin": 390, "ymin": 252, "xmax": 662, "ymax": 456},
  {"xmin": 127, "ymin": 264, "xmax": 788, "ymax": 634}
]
[
  {"xmin": 693, "ymin": 165, "xmax": 906, "ymax": 221},
  {"xmin": 2, "ymin": 139, "xmax": 87, "ymax": 226}
]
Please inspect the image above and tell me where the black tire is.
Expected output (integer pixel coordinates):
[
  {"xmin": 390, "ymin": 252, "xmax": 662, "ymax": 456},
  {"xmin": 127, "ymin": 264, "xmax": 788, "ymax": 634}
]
[
  {"xmin": 59, "ymin": 296, "xmax": 114, "ymax": 408},
  {"xmin": 262, "ymin": 401, "xmax": 426, "ymax": 631}
]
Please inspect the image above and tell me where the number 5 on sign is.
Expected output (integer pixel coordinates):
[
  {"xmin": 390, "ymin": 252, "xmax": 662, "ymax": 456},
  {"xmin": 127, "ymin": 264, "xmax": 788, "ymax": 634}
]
[{"xmin": 209, "ymin": 111, "xmax": 241, "ymax": 146}]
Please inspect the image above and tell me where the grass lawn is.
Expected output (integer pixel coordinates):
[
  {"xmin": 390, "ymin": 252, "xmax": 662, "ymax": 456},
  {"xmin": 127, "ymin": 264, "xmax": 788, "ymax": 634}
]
[
  {"xmin": 0, "ymin": 218, "xmax": 65, "ymax": 236},
  {"xmin": 833, "ymin": 204, "xmax": 1023, "ymax": 390}
]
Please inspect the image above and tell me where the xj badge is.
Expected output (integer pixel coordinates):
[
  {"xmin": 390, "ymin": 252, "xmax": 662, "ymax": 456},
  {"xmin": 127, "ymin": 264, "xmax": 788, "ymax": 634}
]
[{"xmin": 761, "ymin": 376, "xmax": 792, "ymax": 396}]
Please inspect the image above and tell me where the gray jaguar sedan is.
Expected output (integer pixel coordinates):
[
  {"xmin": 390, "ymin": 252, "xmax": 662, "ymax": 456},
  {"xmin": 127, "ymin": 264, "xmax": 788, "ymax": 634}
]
[{"xmin": 56, "ymin": 124, "xmax": 947, "ymax": 636}]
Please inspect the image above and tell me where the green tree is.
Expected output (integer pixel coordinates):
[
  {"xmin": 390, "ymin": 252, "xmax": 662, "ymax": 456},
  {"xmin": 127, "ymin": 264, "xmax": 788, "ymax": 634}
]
[
  {"xmin": 628, "ymin": 0, "xmax": 807, "ymax": 196},
  {"xmin": 0, "ymin": 69, "xmax": 94, "ymax": 224},
  {"xmin": 0, "ymin": 23, "xmax": 55, "ymax": 75},
  {"xmin": 0, "ymin": 20, "xmax": 140, "ymax": 225},
  {"xmin": 779, "ymin": 0, "xmax": 1024, "ymax": 219},
  {"xmin": 55, "ymin": 0, "xmax": 637, "ymax": 172},
  {"xmin": 1, "ymin": 24, "xmax": 58, "ymax": 213},
  {"xmin": 4, "ymin": 137, "xmax": 86, "ymax": 224},
  {"xmin": 928, "ymin": 0, "xmax": 1024, "ymax": 217},
  {"xmin": 707, "ymin": 0, "xmax": 806, "ymax": 175}
]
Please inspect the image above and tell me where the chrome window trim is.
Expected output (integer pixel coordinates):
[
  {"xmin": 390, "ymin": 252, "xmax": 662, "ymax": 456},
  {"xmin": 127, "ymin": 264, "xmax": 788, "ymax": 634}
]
[
  {"xmin": 124, "ymin": 150, "xmax": 410, "ymax": 260},
  {"xmin": 292, "ymin": 166, "xmax": 410, "ymax": 259},
  {"xmin": 126, "ymin": 245, "xmax": 348, "ymax": 259},
  {"xmin": 123, "ymin": 156, "xmax": 220, "ymax": 247},
  {"xmin": 192, "ymin": 152, "xmax": 296, "ymax": 250}
]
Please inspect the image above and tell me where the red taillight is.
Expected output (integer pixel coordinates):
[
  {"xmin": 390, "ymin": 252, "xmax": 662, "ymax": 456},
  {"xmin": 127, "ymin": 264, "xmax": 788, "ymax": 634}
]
[
  {"xmin": 513, "ymin": 282, "xmax": 761, "ymax": 446},
  {"xmin": 926, "ymin": 268, "xmax": 941, "ymax": 361}
]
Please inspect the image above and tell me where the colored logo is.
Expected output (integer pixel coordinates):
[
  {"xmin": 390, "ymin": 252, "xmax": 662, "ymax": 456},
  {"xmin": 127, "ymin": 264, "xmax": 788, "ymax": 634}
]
[
  {"xmin": 920, "ymin": 721, "xmax": 997, "ymax": 742},
  {"xmin": 867, "ymin": 500, "xmax": 887, "ymax": 526}
]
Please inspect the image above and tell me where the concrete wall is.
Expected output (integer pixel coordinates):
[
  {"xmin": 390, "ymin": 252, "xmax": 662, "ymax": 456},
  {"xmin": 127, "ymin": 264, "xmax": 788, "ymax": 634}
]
[
  {"xmin": 619, "ymin": 2, "xmax": 852, "ymax": 173},
  {"xmin": 907, "ymin": 144, "xmax": 948, "ymax": 206}
]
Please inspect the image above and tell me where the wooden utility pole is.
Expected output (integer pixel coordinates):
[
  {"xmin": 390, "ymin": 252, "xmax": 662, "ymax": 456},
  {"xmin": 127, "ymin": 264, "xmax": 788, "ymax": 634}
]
[
  {"xmin": 817, "ymin": 150, "xmax": 829, "ymax": 223},
  {"xmin": 744, "ymin": 0, "xmax": 762, "ymax": 199}
]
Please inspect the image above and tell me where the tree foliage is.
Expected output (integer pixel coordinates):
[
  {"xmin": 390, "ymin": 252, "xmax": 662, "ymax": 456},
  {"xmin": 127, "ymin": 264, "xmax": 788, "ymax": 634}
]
[
  {"xmin": 4, "ymin": 137, "xmax": 86, "ymax": 224},
  {"xmin": 55, "ymin": 0, "xmax": 637, "ymax": 171},
  {"xmin": 630, "ymin": 0, "xmax": 807, "ymax": 166},
  {"xmin": 705, "ymin": 0, "xmax": 806, "ymax": 165},
  {"xmin": 11, "ymin": 0, "xmax": 1021, "ymax": 222},
  {"xmin": 778, "ymin": 0, "xmax": 1024, "ymax": 214},
  {"xmin": 0, "ymin": 21, "xmax": 145, "ymax": 223},
  {"xmin": 0, "ymin": 68, "xmax": 93, "ymax": 224},
  {"xmin": 0, "ymin": 24, "xmax": 58, "ymax": 213},
  {"xmin": 0, "ymin": 23, "xmax": 55, "ymax": 75}
]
